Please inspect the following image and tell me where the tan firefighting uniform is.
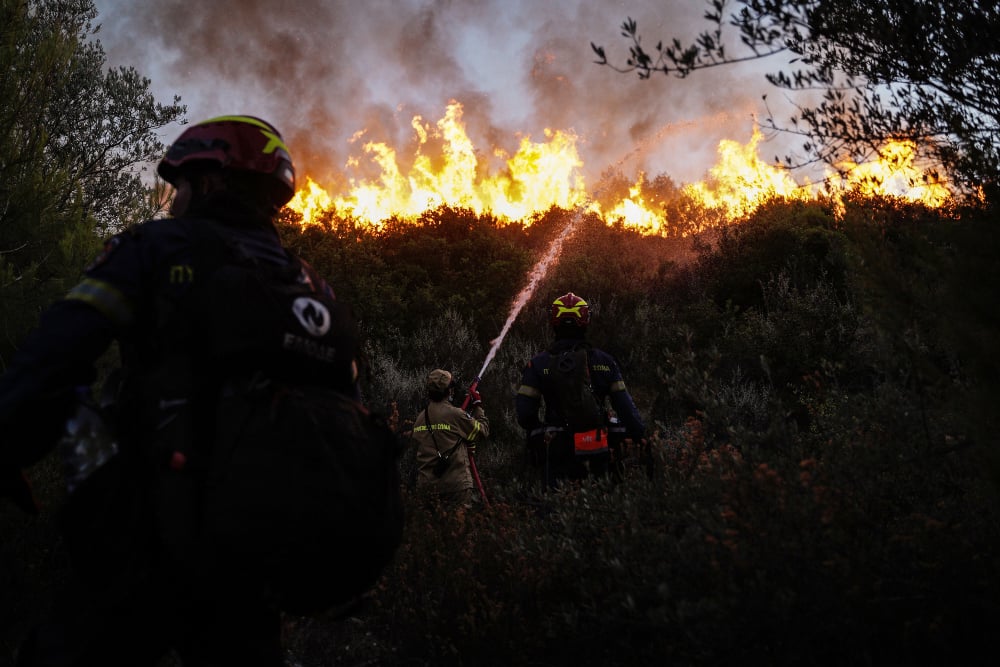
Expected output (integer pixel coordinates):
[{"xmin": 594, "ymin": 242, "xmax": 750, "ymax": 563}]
[{"xmin": 413, "ymin": 399, "xmax": 488, "ymax": 503}]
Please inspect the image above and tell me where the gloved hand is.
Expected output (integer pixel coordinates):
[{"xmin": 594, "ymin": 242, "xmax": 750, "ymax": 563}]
[
  {"xmin": 469, "ymin": 387, "xmax": 482, "ymax": 407},
  {"xmin": 0, "ymin": 468, "xmax": 40, "ymax": 515},
  {"xmin": 466, "ymin": 442, "xmax": 477, "ymax": 457}
]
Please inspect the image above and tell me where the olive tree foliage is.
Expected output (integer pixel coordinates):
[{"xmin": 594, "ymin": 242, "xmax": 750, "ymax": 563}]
[
  {"xmin": 4, "ymin": 0, "xmax": 185, "ymax": 232},
  {"xmin": 591, "ymin": 0, "xmax": 1000, "ymax": 202},
  {"xmin": 1, "ymin": 0, "xmax": 184, "ymax": 363}
]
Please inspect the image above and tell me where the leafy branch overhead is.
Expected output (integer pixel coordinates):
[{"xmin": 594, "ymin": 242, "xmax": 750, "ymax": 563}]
[
  {"xmin": 1, "ymin": 0, "xmax": 186, "ymax": 368},
  {"xmin": 593, "ymin": 0, "xmax": 1000, "ymax": 203}
]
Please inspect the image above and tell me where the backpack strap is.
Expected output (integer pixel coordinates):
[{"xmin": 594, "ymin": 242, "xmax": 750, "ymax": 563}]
[{"xmin": 423, "ymin": 405, "xmax": 462, "ymax": 459}]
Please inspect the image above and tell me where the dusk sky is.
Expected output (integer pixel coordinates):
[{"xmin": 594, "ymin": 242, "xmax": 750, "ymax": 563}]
[{"xmin": 92, "ymin": 0, "xmax": 799, "ymax": 191}]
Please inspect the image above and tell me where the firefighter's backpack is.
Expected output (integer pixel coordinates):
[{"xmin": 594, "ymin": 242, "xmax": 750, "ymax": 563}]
[
  {"xmin": 193, "ymin": 378, "xmax": 403, "ymax": 615},
  {"xmin": 131, "ymin": 221, "xmax": 404, "ymax": 615},
  {"xmin": 548, "ymin": 343, "xmax": 606, "ymax": 433}
]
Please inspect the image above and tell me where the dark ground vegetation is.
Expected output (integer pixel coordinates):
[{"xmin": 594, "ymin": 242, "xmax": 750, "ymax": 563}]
[{"xmin": 5, "ymin": 194, "xmax": 998, "ymax": 666}]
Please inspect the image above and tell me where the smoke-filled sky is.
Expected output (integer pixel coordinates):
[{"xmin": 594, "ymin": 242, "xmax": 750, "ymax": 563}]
[{"xmin": 93, "ymin": 0, "xmax": 800, "ymax": 191}]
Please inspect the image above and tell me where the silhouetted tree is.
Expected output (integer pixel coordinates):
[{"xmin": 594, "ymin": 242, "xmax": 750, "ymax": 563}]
[
  {"xmin": 592, "ymin": 0, "xmax": 1000, "ymax": 203},
  {"xmin": 1, "ymin": 0, "xmax": 185, "ymax": 365}
]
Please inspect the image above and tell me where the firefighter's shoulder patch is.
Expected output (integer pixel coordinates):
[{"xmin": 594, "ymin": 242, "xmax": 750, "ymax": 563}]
[{"xmin": 85, "ymin": 236, "xmax": 122, "ymax": 273}]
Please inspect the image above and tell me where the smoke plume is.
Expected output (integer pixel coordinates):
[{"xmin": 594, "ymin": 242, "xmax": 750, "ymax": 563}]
[{"xmin": 94, "ymin": 0, "xmax": 781, "ymax": 189}]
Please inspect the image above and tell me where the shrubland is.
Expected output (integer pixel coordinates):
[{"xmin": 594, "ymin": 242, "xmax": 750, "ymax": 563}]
[
  {"xmin": 273, "ymin": 196, "xmax": 1000, "ymax": 666},
  {"xmin": 3, "ymin": 2, "xmax": 998, "ymax": 664},
  {"xmin": 3, "ymin": 195, "xmax": 998, "ymax": 666}
]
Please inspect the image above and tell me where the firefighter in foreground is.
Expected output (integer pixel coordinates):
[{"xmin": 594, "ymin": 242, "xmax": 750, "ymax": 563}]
[
  {"xmin": 0, "ymin": 116, "xmax": 366, "ymax": 665},
  {"xmin": 412, "ymin": 369, "xmax": 489, "ymax": 508},
  {"xmin": 515, "ymin": 292, "xmax": 646, "ymax": 489}
]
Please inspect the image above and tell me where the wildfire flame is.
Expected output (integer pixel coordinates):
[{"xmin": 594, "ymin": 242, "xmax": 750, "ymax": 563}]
[
  {"xmin": 681, "ymin": 128, "xmax": 811, "ymax": 217},
  {"xmin": 287, "ymin": 101, "xmax": 953, "ymax": 233},
  {"xmin": 289, "ymin": 101, "xmax": 587, "ymax": 225},
  {"xmin": 832, "ymin": 139, "xmax": 952, "ymax": 208}
]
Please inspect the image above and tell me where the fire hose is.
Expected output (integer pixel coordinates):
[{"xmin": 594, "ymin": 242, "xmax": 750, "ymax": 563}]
[{"xmin": 460, "ymin": 376, "xmax": 490, "ymax": 507}]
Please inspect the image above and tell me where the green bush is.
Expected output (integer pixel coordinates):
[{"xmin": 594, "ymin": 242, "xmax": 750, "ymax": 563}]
[{"xmin": 6, "ymin": 196, "xmax": 1000, "ymax": 666}]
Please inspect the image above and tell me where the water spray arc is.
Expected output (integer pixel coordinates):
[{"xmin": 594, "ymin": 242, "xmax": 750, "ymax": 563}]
[
  {"xmin": 460, "ymin": 208, "xmax": 587, "ymax": 506},
  {"xmin": 473, "ymin": 208, "xmax": 585, "ymax": 381}
]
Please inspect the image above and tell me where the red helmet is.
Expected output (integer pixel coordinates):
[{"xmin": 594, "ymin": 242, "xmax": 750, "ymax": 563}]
[
  {"xmin": 157, "ymin": 115, "xmax": 295, "ymax": 207},
  {"xmin": 550, "ymin": 292, "xmax": 590, "ymax": 328}
]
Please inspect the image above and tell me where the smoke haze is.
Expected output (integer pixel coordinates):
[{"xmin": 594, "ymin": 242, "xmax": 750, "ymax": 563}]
[{"xmin": 93, "ymin": 0, "xmax": 792, "ymax": 189}]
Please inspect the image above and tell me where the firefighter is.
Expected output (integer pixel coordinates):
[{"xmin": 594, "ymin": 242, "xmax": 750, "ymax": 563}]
[
  {"xmin": 412, "ymin": 369, "xmax": 489, "ymax": 508},
  {"xmin": 0, "ymin": 115, "xmax": 346, "ymax": 666},
  {"xmin": 515, "ymin": 292, "xmax": 646, "ymax": 489}
]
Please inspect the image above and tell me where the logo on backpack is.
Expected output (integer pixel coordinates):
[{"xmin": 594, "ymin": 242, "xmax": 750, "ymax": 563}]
[
  {"xmin": 122, "ymin": 224, "xmax": 403, "ymax": 616},
  {"xmin": 292, "ymin": 296, "xmax": 331, "ymax": 336}
]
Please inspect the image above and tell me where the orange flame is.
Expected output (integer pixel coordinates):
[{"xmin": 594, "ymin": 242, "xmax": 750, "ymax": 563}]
[
  {"xmin": 682, "ymin": 127, "xmax": 811, "ymax": 217},
  {"xmin": 286, "ymin": 178, "xmax": 332, "ymax": 224},
  {"xmin": 292, "ymin": 100, "xmax": 587, "ymax": 225},
  {"xmin": 287, "ymin": 102, "xmax": 953, "ymax": 232},
  {"xmin": 831, "ymin": 139, "xmax": 952, "ymax": 208}
]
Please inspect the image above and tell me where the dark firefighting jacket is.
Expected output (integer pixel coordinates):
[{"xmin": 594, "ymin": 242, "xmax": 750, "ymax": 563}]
[
  {"xmin": 0, "ymin": 211, "xmax": 335, "ymax": 470},
  {"xmin": 514, "ymin": 336, "xmax": 645, "ymax": 440}
]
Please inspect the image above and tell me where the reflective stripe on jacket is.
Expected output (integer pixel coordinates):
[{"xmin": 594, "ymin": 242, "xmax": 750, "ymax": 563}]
[
  {"xmin": 515, "ymin": 338, "xmax": 645, "ymax": 439},
  {"xmin": 412, "ymin": 400, "xmax": 489, "ymax": 495}
]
